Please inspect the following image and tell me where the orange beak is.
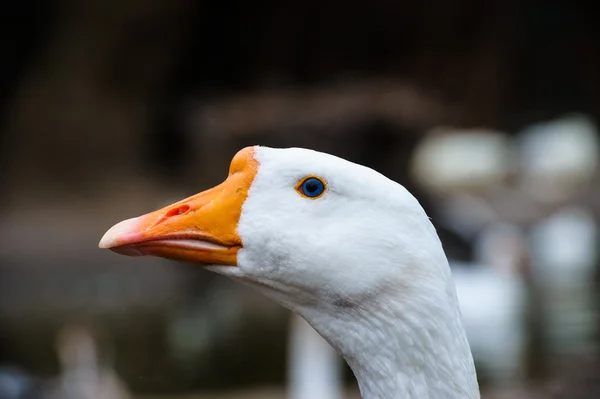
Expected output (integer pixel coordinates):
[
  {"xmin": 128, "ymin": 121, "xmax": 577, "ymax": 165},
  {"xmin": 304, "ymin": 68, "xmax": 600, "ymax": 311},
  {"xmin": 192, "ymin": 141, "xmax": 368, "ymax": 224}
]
[{"xmin": 98, "ymin": 147, "xmax": 259, "ymax": 266}]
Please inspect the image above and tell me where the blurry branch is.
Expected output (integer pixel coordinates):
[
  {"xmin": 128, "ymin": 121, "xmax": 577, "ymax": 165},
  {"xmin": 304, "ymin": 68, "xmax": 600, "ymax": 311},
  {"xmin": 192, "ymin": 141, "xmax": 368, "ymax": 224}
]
[{"xmin": 191, "ymin": 79, "xmax": 453, "ymax": 137}]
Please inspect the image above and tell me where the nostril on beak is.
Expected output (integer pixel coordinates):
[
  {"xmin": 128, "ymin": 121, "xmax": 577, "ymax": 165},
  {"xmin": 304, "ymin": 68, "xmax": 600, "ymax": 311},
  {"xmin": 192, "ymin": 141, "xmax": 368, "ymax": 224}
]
[
  {"xmin": 154, "ymin": 205, "xmax": 191, "ymax": 226},
  {"xmin": 165, "ymin": 205, "xmax": 190, "ymax": 218}
]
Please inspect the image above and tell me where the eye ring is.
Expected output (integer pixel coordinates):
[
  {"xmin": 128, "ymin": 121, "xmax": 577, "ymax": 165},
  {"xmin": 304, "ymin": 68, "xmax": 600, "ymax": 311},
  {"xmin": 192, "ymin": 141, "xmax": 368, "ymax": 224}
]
[{"xmin": 296, "ymin": 176, "xmax": 327, "ymax": 199}]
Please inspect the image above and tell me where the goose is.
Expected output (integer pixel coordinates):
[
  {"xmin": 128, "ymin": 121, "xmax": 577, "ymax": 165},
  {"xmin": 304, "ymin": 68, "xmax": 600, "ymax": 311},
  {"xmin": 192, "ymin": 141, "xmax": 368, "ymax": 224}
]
[
  {"xmin": 450, "ymin": 223, "xmax": 527, "ymax": 386},
  {"xmin": 99, "ymin": 146, "xmax": 480, "ymax": 399},
  {"xmin": 45, "ymin": 324, "xmax": 131, "ymax": 399}
]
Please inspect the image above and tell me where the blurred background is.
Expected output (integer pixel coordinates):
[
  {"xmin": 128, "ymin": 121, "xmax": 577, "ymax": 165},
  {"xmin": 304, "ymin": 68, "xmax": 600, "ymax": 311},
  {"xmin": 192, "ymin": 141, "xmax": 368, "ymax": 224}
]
[{"xmin": 1, "ymin": 1, "xmax": 599, "ymax": 398}]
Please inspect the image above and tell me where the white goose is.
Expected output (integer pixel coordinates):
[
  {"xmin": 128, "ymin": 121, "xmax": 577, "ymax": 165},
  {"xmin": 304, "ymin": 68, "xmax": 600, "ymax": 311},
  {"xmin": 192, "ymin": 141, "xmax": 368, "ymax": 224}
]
[{"xmin": 99, "ymin": 146, "xmax": 480, "ymax": 399}]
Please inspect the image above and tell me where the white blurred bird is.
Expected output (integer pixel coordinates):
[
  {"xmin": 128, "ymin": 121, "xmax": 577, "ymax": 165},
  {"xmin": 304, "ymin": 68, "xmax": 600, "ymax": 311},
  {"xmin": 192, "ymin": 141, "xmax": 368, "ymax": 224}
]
[
  {"xmin": 45, "ymin": 325, "xmax": 130, "ymax": 399},
  {"xmin": 529, "ymin": 207, "xmax": 598, "ymax": 356},
  {"xmin": 451, "ymin": 223, "xmax": 528, "ymax": 385}
]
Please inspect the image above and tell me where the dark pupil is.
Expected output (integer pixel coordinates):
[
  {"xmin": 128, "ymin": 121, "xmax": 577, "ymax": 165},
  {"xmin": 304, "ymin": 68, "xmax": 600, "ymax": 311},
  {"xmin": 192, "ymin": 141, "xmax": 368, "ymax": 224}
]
[{"xmin": 305, "ymin": 180, "xmax": 319, "ymax": 193}]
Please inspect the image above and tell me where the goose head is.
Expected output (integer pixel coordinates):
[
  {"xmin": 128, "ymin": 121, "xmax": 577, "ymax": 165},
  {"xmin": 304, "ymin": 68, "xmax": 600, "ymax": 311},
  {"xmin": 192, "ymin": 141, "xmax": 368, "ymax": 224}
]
[{"xmin": 100, "ymin": 146, "xmax": 479, "ymax": 399}]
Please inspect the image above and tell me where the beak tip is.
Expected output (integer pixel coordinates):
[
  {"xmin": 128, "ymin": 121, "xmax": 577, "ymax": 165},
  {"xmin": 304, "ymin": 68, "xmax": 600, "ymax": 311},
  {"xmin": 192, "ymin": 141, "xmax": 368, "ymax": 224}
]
[
  {"xmin": 98, "ymin": 235, "xmax": 113, "ymax": 249},
  {"xmin": 99, "ymin": 216, "xmax": 143, "ymax": 249}
]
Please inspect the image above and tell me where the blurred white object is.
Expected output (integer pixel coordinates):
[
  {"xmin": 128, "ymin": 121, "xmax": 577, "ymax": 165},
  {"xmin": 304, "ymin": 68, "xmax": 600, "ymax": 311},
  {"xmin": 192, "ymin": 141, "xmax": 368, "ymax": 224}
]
[
  {"xmin": 411, "ymin": 128, "xmax": 512, "ymax": 194},
  {"xmin": 451, "ymin": 223, "xmax": 527, "ymax": 385},
  {"xmin": 529, "ymin": 207, "xmax": 598, "ymax": 355},
  {"xmin": 439, "ymin": 194, "xmax": 498, "ymax": 238},
  {"xmin": 288, "ymin": 314, "xmax": 342, "ymax": 399},
  {"xmin": 517, "ymin": 114, "xmax": 599, "ymax": 203},
  {"xmin": 46, "ymin": 325, "xmax": 131, "ymax": 399}
]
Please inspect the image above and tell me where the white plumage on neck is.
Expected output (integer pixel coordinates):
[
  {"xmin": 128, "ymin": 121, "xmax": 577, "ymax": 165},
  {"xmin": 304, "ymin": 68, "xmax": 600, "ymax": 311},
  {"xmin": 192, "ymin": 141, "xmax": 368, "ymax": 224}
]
[
  {"xmin": 283, "ymin": 225, "xmax": 478, "ymax": 399},
  {"xmin": 211, "ymin": 147, "xmax": 480, "ymax": 399},
  {"xmin": 303, "ymin": 269, "xmax": 478, "ymax": 399}
]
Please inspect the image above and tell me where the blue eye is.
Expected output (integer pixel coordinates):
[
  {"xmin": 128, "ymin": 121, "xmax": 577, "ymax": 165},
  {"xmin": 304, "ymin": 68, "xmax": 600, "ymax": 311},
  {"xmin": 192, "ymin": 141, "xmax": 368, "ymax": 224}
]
[{"xmin": 298, "ymin": 177, "xmax": 326, "ymax": 198}]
